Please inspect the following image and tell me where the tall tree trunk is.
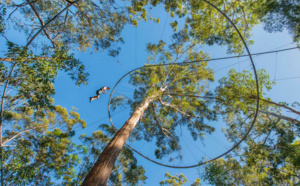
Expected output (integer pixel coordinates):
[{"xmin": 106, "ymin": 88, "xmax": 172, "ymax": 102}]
[{"xmin": 82, "ymin": 93, "xmax": 159, "ymax": 186}]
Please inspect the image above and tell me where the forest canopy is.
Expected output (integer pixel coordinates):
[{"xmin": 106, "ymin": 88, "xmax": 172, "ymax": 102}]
[{"xmin": 0, "ymin": 0, "xmax": 299, "ymax": 185}]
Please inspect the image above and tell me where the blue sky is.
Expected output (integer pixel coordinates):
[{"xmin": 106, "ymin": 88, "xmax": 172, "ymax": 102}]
[
  {"xmin": 56, "ymin": 20, "xmax": 299, "ymax": 185},
  {"xmin": 1, "ymin": 3, "xmax": 300, "ymax": 185}
]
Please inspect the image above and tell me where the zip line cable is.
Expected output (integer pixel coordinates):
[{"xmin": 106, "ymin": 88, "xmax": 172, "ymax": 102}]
[
  {"xmin": 164, "ymin": 46, "xmax": 299, "ymax": 67},
  {"xmin": 160, "ymin": 14, "xmax": 169, "ymax": 40},
  {"xmin": 275, "ymin": 76, "xmax": 300, "ymax": 81},
  {"xmin": 214, "ymin": 46, "xmax": 298, "ymax": 72},
  {"xmin": 274, "ymin": 52, "xmax": 278, "ymax": 81}
]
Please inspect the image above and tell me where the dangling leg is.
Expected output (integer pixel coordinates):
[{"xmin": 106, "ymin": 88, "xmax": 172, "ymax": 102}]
[{"xmin": 90, "ymin": 95, "xmax": 100, "ymax": 102}]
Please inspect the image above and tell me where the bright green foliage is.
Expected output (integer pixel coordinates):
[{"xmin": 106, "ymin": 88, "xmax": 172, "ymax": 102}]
[
  {"xmin": 160, "ymin": 172, "xmax": 188, "ymax": 186},
  {"xmin": 0, "ymin": 42, "xmax": 88, "ymax": 185},
  {"xmin": 160, "ymin": 172, "xmax": 201, "ymax": 186},
  {"xmin": 1, "ymin": 42, "xmax": 88, "ymax": 109},
  {"xmin": 191, "ymin": 178, "xmax": 201, "ymax": 186},
  {"xmin": 149, "ymin": 0, "xmax": 299, "ymax": 52},
  {"xmin": 3, "ymin": 105, "xmax": 86, "ymax": 185},
  {"xmin": 1, "ymin": 1, "xmax": 299, "ymax": 185},
  {"xmin": 112, "ymin": 31, "xmax": 216, "ymax": 161},
  {"xmin": 201, "ymin": 69, "xmax": 300, "ymax": 185},
  {"xmin": 215, "ymin": 69, "xmax": 275, "ymax": 142},
  {"xmin": 148, "ymin": 0, "xmax": 264, "ymax": 54},
  {"xmin": 73, "ymin": 126, "xmax": 147, "ymax": 186}
]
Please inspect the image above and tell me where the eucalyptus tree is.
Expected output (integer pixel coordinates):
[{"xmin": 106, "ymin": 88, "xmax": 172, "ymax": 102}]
[
  {"xmin": 1, "ymin": 0, "xmax": 299, "ymax": 185},
  {"xmin": 0, "ymin": 41, "xmax": 89, "ymax": 185},
  {"xmin": 201, "ymin": 69, "xmax": 300, "ymax": 185},
  {"xmin": 72, "ymin": 127, "xmax": 147, "ymax": 186},
  {"xmin": 0, "ymin": 1, "xmax": 153, "ymax": 184},
  {"xmin": 82, "ymin": 30, "xmax": 219, "ymax": 185},
  {"xmin": 0, "ymin": 41, "xmax": 147, "ymax": 185}
]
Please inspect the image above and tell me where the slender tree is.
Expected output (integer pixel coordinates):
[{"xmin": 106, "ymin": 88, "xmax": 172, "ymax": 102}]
[
  {"xmin": 82, "ymin": 30, "xmax": 217, "ymax": 185},
  {"xmin": 73, "ymin": 127, "xmax": 147, "ymax": 185}
]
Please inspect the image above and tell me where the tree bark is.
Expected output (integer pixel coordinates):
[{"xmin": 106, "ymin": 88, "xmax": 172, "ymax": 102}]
[{"xmin": 82, "ymin": 92, "xmax": 159, "ymax": 186}]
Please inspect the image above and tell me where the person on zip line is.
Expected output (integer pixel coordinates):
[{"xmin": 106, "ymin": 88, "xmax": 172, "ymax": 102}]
[{"xmin": 90, "ymin": 86, "xmax": 110, "ymax": 102}]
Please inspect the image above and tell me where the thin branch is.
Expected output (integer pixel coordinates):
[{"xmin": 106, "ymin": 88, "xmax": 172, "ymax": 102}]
[
  {"xmin": 2, "ymin": 128, "xmax": 33, "ymax": 146},
  {"xmin": 7, "ymin": 2, "xmax": 29, "ymax": 7},
  {"xmin": 26, "ymin": 0, "xmax": 57, "ymax": 47},
  {"xmin": 239, "ymin": 5, "xmax": 249, "ymax": 31},
  {"xmin": 260, "ymin": 110, "xmax": 300, "ymax": 124},
  {"xmin": 178, "ymin": 44, "xmax": 196, "ymax": 59},
  {"xmin": 27, "ymin": 0, "xmax": 80, "ymax": 47},
  {"xmin": 161, "ymin": 64, "xmax": 175, "ymax": 89},
  {"xmin": 66, "ymin": 0, "xmax": 93, "ymax": 26},
  {"xmin": 262, "ymin": 129, "xmax": 272, "ymax": 146},
  {"xmin": 7, "ymin": 7, "xmax": 20, "ymax": 20},
  {"xmin": 259, "ymin": 98, "xmax": 300, "ymax": 116},
  {"xmin": 6, "ymin": 2, "xmax": 29, "ymax": 20},
  {"xmin": 150, "ymin": 103, "xmax": 177, "ymax": 144}
]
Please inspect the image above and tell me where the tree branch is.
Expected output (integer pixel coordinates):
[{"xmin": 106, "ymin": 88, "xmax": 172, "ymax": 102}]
[
  {"xmin": 150, "ymin": 103, "xmax": 177, "ymax": 145},
  {"xmin": 178, "ymin": 44, "xmax": 196, "ymax": 59},
  {"xmin": 27, "ymin": 0, "xmax": 80, "ymax": 47},
  {"xmin": 260, "ymin": 98, "xmax": 300, "ymax": 116},
  {"xmin": 260, "ymin": 110, "xmax": 300, "ymax": 124},
  {"xmin": 0, "ymin": 2, "xmax": 81, "ymax": 184},
  {"xmin": 161, "ymin": 65, "xmax": 175, "ymax": 89},
  {"xmin": 65, "ymin": 0, "xmax": 93, "ymax": 26},
  {"xmin": 2, "ymin": 128, "xmax": 32, "ymax": 146},
  {"xmin": 26, "ymin": 0, "xmax": 57, "ymax": 47}
]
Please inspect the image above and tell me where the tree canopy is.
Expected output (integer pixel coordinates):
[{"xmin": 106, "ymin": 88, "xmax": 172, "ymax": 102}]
[
  {"xmin": 0, "ymin": 0, "xmax": 299, "ymax": 185},
  {"xmin": 201, "ymin": 69, "xmax": 300, "ymax": 185}
]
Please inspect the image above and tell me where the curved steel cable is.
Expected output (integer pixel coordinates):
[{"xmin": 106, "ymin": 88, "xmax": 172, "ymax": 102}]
[{"xmin": 108, "ymin": 0, "xmax": 260, "ymax": 168}]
